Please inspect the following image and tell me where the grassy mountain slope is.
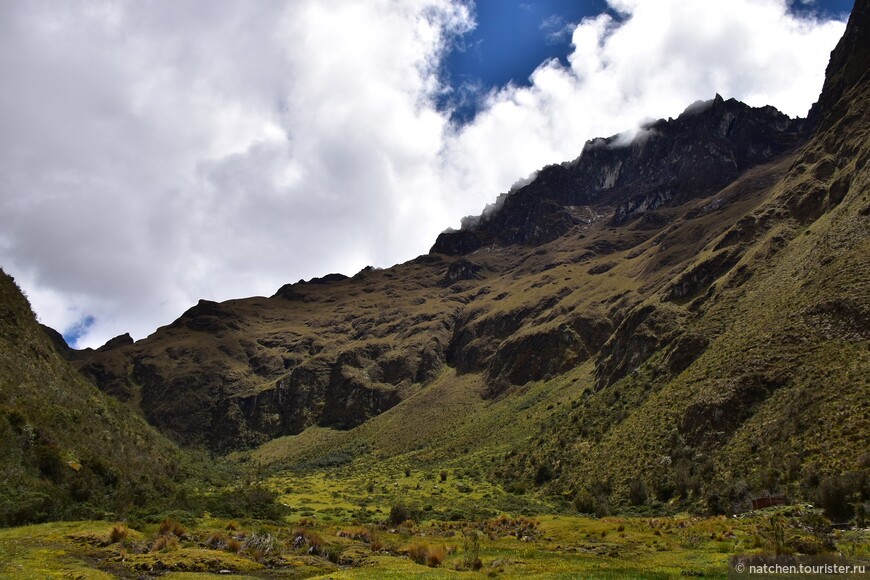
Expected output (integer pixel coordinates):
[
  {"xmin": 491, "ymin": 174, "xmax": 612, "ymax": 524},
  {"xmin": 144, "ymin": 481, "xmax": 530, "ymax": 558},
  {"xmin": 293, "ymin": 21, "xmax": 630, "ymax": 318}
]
[
  {"xmin": 510, "ymin": 81, "xmax": 870, "ymax": 514},
  {"xmin": 0, "ymin": 269, "xmax": 187, "ymax": 525}
]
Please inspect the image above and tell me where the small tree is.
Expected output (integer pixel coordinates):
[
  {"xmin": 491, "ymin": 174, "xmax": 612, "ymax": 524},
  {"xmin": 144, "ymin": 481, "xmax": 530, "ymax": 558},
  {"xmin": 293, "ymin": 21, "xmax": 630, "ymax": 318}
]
[
  {"xmin": 757, "ymin": 514, "xmax": 790, "ymax": 555},
  {"xmin": 388, "ymin": 504, "xmax": 412, "ymax": 526},
  {"xmin": 816, "ymin": 475, "xmax": 854, "ymax": 522}
]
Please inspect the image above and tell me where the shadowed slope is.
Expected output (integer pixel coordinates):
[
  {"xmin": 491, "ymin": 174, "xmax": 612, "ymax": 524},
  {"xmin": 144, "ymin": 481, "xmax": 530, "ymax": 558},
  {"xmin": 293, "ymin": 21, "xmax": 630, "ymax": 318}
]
[{"xmin": 0, "ymin": 269, "xmax": 185, "ymax": 525}]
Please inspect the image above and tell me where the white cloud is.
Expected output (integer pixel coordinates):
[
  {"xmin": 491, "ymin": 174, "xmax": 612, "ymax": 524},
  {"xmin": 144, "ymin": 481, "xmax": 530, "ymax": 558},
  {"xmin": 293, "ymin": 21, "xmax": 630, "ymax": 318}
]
[
  {"xmin": 540, "ymin": 14, "xmax": 574, "ymax": 45},
  {"xmin": 0, "ymin": 0, "xmax": 845, "ymax": 348}
]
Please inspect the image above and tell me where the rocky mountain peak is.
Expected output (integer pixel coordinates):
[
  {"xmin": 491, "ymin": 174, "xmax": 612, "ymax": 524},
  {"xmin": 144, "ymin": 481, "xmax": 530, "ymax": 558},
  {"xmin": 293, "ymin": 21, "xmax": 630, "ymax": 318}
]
[{"xmin": 431, "ymin": 95, "xmax": 806, "ymax": 256}]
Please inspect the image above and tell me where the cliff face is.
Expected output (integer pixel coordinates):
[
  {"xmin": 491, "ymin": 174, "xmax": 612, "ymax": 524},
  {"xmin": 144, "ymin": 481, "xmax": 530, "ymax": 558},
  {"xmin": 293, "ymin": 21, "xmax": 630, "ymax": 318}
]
[
  {"xmin": 74, "ymin": 258, "xmax": 457, "ymax": 451},
  {"xmin": 807, "ymin": 0, "xmax": 869, "ymax": 131},
  {"xmin": 68, "ymin": 0, "xmax": 867, "ymax": 480}
]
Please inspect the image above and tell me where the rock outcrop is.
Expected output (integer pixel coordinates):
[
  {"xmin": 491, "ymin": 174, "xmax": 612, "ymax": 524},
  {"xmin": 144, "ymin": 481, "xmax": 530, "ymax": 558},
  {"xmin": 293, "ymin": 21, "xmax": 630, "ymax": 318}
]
[{"xmin": 432, "ymin": 95, "xmax": 805, "ymax": 254}]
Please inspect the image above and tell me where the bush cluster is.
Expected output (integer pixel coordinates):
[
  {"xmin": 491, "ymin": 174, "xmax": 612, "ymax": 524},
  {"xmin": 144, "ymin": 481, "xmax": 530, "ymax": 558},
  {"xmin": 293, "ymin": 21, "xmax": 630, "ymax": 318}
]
[{"xmin": 206, "ymin": 485, "xmax": 289, "ymax": 521}]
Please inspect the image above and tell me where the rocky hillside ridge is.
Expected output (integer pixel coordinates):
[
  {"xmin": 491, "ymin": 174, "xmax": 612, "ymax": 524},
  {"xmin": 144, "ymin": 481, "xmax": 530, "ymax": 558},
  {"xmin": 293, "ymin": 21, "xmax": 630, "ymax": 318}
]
[
  {"xmin": 432, "ymin": 95, "xmax": 805, "ymax": 253},
  {"xmin": 68, "ymin": 94, "xmax": 810, "ymax": 453},
  {"xmin": 67, "ymin": 1, "xmax": 866, "ymax": 464}
]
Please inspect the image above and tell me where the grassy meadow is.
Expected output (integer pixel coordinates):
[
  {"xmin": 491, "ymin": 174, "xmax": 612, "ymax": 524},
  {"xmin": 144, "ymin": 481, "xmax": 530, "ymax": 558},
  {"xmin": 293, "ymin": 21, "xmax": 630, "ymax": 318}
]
[{"xmin": 1, "ymin": 458, "xmax": 867, "ymax": 579}]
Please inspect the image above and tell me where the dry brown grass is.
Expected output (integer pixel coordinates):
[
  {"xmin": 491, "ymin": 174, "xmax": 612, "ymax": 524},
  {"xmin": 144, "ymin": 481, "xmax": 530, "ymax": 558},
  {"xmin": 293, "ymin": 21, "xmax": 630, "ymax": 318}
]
[
  {"xmin": 159, "ymin": 518, "xmax": 186, "ymax": 537},
  {"xmin": 225, "ymin": 537, "xmax": 242, "ymax": 553},
  {"xmin": 151, "ymin": 535, "xmax": 179, "ymax": 552},
  {"xmin": 337, "ymin": 526, "xmax": 374, "ymax": 543},
  {"xmin": 407, "ymin": 541, "xmax": 446, "ymax": 567},
  {"xmin": 108, "ymin": 525, "xmax": 128, "ymax": 544},
  {"xmin": 292, "ymin": 528, "xmax": 325, "ymax": 554}
]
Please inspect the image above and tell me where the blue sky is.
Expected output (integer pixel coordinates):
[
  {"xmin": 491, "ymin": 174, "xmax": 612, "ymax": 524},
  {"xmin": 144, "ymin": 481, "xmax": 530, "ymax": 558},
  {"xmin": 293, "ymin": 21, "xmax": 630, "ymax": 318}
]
[
  {"xmin": 0, "ymin": 0, "xmax": 850, "ymax": 348},
  {"xmin": 442, "ymin": 0, "xmax": 609, "ymax": 120}
]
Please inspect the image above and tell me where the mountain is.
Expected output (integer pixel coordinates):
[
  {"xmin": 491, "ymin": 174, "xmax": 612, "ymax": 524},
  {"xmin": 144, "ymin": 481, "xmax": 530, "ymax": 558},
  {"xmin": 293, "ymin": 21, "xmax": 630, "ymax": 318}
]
[
  {"xmin": 69, "ymin": 0, "xmax": 868, "ymax": 514},
  {"xmin": 69, "ymin": 97, "xmax": 812, "ymax": 450},
  {"xmin": 0, "ymin": 269, "xmax": 187, "ymax": 525}
]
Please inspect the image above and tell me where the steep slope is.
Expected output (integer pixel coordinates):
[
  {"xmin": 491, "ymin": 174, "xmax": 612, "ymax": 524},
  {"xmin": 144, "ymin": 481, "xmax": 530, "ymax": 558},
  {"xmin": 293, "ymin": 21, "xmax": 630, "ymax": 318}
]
[
  {"xmin": 505, "ymin": 97, "xmax": 869, "ymax": 510},
  {"xmin": 498, "ymin": 0, "xmax": 870, "ymax": 513},
  {"xmin": 0, "ymin": 269, "xmax": 185, "ymax": 525},
  {"xmin": 244, "ymin": 87, "xmax": 868, "ymax": 514},
  {"xmin": 433, "ymin": 95, "xmax": 804, "ymax": 251}
]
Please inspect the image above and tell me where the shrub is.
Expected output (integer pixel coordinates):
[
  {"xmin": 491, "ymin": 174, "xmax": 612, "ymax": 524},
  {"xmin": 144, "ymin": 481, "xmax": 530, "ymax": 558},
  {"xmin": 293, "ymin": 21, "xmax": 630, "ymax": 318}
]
[
  {"xmin": 388, "ymin": 503, "xmax": 416, "ymax": 526},
  {"xmin": 0, "ymin": 485, "xmax": 55, "ymax": 526},
  {"xmin": 757, "ymin": 514, "xmax": 791, "ymax": 555},
  {"xmin": 225, "ymin": 537, "xmax": 242, "ymax": 553},
  {"xmin": 816, "ymin": 475, "xmax": 856, "ymax": 523},
  {"xmin": 534, "ymin": 465, "xmax": 553, "ymax": 486},
  {"xmin": 505, "ymin": 481, "xmax": 527, "ymax": 495},
  {"xmin": 304, "ymin": 451, "xmax": 352, "ymax": 468},
  {"xmin": 34, "ymin": 442, "xmax": 67, "ymax": 484},
  {"xmin": 787, "ymin": 534, "xmax": 827, "ymax": 555},
  {"xmin": 206, "ymin": 485, "xmax": 289, "ymax": 520},
  {"xmin": 574, "ymin": 489, "xmax": 595, "ymax": 514},
  {"xmin": 460, "ymin": 530, "xmax": 482, "ymax": 571},
  {"xmin": 594, "ymin": 501, "xmax": 611, "ymax": 518}
]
